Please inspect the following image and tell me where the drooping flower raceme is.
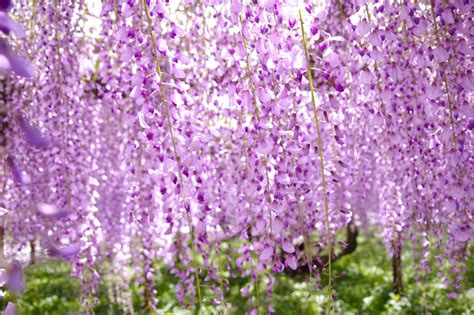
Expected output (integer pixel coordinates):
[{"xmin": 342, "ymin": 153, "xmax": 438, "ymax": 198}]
[{"xmin": 0, "ymin": 0, "xmax": 471, "ymax": 313}]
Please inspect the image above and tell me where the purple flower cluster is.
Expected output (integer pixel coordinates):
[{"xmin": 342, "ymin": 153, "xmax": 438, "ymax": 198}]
[{"xmin": 0, "ymin": 0, "xmax": 472, "ymax": 313}]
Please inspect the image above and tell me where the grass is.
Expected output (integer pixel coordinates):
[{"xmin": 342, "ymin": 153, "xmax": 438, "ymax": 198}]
[{"xmin": 4, "ymin": 233, "xmax": 473, "ymax": 314}]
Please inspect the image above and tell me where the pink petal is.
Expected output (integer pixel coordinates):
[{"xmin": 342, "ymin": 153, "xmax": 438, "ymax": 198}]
[
  {"xmin": 272, "ymin": 218, "xmax": 284, "ymax": 234},
  {"xmin": 7, "ymin": 260, "xmax": 24, "ymax": 294},
  {"xmin": 450, "ymin": 225, "xmax": 471, "ymax": 242},
  {"xmin": 164, "ymin": 223, "xmax": 173, "ymax": 235},
  {"xmin": 446, "ymin": 292, "xmax": 458, "ymax": 299},
  {"xmin": 256, "ymin": 140, "xmax": 272, "ymax": 155},
  {"xmin": 48, "ymin": 243, "xmax": 82, "ymax": 259},
  {"xmin": 285, "ymin": 255, "xmax": 298, "ymax": 270},
  {"xmin": 282, "ymin": 241, "xmax": 295, "ymax": 254},
  {"xmin": 231, "ymin": 0, "xmax": 243, "ymax": 14},
  {"xmin": 137, "ymin": 111, "xmax": 150, "ymax": 129},
  {"xmin": 4, "ymin": 302, "xmax": 16, "ymax": 315},
  {"xmin": 324, "ymin": 51, "xmax": 341, "ymax": 68},
  {"xmin": 37, "ymin": 203, "xmax": 69, "ymax": 219},
  {"xmin": 16, "ymin": 114, "xmax": 51, "ymax": 148},
  {"xmin": 6, "ymin": 155, "xmax": 24, "ymax": 185},
  {"xmin": 0, "ymin": 268, "xmax": 7, "ymax": 285},
  {"xmin": 434, "ymin": 46, "xmax": 449, "ymax": 62},
  {"xmin": 254, "ymin": 217, "xmax": 266, "ymax": 234},
  {"xmin": 0, "ymin": 12, "xmax": 26, "ymax": 38},
  {"xmin": 174, "ymin": 67, "xmax": 186, "ymax": 79},
  {"xmin": 441, "ymin": 10, "xmax": 454, "ymax": 24},
  {"xmin": 0, "ymin": 40, "xmax": 34, "ymax": 77},
  {"xmin": 259, "ymin": 246, "xmax": 273, "ymax": 263},
  {"xmin": 276, "ymin": 173, "xmax": 291, "ymax": 185},
  {"xmin": 196, "ymin": 220, "xmax": 206, "ymax": 234},
  {"xmin": 355, "ymin": 20, "xmax": 371, "ymax": 36},
  {"xmin": 425, "ymin": 85, "xmax": 442, "ymax": 100},
  {"xmin": 257, "ymin": 88, "xmax": 272, "ymax": 103},
  {"xmin": 120, "ymin": 47, "xmax": 133, "ymax": 62},
  {"xmin": 240, "ymin": 285, "xmax": 250, "ymax": 297},
  {"xmin": 0, "ymin": 207, "xmax": 8, "ymax": 216}
]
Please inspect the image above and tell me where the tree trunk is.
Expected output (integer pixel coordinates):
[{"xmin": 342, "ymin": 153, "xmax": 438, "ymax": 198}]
[
  {"xmin": 0, "ymin": 218, "xmax": 4, "ymax": 259},
  {"xmin": 30, "ymin": 239, "xmax": 36, "ymax": 264},
  {"xmin": 391, "ymin": 234, "xmax": 403, "ymax": 294},
  {"xmin": 286, "ymin": 220, "xmax": 358, "ymax": 276}
]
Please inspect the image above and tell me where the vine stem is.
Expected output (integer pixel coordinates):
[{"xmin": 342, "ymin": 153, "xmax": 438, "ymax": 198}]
[
  {"xmin": 215, "ymin": 246, "xmax": 227, "ymax": 315},
  {"xmin": 254, "ymin": 272, "xmax": 261, "ymax": 315},
  {"xmin": 0, "ymin": 164, "xmax": 6, "ymax": 260},
  {"xmin": 141, "ymin": 0, "xmax": 202, "ymax": 310},
  {"xmin": 298, "ymin": 9, "xmax": 332, "ymax": 314}
]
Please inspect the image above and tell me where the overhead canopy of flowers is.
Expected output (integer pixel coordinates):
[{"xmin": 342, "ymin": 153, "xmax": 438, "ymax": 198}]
[{"xmin": 0, "ymin": 0, "xmax": 471, "ymax": 313}]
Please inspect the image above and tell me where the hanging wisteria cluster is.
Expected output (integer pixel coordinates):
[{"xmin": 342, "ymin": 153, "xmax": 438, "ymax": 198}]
[{"xmin": 0, "ymin": 0, "xmax": 472, "ymax": 313}]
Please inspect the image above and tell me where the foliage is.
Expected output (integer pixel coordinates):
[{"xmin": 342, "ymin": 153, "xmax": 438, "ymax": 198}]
[
  {"xmin": 8, "ymin": 236, "xmax": 473, "ymax": 314},
  {"xmin": 15, "ymin": 261, "xmax": 81, "ymax": 315}
]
